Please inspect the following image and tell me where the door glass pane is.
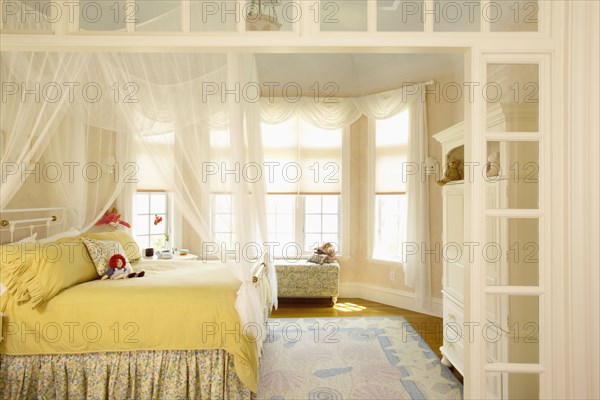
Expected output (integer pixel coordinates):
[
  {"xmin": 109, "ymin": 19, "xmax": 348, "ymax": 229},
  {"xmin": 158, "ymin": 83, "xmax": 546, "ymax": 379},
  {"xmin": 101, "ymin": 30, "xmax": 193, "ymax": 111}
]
[
  {"xmin": 433, "ymin": 0, "xmax": 480, "ymax": 32},
  {"xmin": 79, "ymin": 0, "xmax": 126, "ymax": 31},
  {"xmin": 485, "ymin": 295, "xmax": 539, "ymax": 364},
  {"xmin": 486, "ymin": 372, "xmax": 539, "ymax": 400},
  {"xmin": 136, "ymin": 0, "xmax": 181, "ymax": 31},
  {"xmin": 2, "ymin": 0, "xmax": 53, "ymax": 31},
  {"xmin": 320, "ymin": 0, "xmax": 367, "ymax": 32},
  {"xmin": 490, "ymin": 0, "xmax": 539, "ymax": 32},
  {"xmin": 245, "ymin": 0, "xmax": 295, "ymax": 31},
  {"xmin": 191, "ymin": 0, "xmax": 237, "ymax": 31},
  {"xmin": 485, "ymin": 141, "xmax": 539, "ymax": 209},
  {"xmin": 377, "ymin": 0, "xmax": 424, "ymax": 32},
  {"xmin": 486, "ymin": 218, "xmax": 539, "ymax": 286},
  {"xmin": 486, "ymin": 64, "xmax": 539, "ymax": 132}
]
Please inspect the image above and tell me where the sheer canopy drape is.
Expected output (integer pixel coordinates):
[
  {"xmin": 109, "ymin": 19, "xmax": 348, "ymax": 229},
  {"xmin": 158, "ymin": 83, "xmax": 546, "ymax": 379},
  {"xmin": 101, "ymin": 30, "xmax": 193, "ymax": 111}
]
[
  {"xmin": 1, "ymin": 50, "xmax": 431, "ymax": 324},
  {"xmin": 0, "ymin": 51, "xmax": 273, "ymax": 334}
]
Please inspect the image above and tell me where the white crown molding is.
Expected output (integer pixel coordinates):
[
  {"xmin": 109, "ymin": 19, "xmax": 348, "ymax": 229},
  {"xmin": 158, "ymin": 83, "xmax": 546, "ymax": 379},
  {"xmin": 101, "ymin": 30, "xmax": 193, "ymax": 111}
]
[{"xmin": 433, "ymin": 121, "xmax": 464, "ymax": 146}]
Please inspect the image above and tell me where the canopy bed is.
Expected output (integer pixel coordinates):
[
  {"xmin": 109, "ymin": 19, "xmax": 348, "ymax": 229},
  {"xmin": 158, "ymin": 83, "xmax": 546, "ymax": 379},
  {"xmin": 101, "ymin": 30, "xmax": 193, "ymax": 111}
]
[{"xmin": 0, "ymin": 209, "xmax": 272, "ymax": 399}]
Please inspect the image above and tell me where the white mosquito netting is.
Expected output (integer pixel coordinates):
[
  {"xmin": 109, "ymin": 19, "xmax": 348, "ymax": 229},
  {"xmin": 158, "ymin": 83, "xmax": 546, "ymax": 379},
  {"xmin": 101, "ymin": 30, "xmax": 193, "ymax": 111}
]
[
  {"xmin": 1, "ymin": 51, "xmax": 273, "ymax": 332},
  {"xmin": 0, "ymin": 50, "xmax": 433, "ymax": 327}
]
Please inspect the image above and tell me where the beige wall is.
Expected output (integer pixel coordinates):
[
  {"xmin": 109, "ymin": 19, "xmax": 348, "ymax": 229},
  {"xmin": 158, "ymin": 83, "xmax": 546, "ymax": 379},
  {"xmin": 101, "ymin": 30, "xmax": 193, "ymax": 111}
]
[{"xmin": 425, "ymin": 67, "xmax": 465, "ymax": 299}]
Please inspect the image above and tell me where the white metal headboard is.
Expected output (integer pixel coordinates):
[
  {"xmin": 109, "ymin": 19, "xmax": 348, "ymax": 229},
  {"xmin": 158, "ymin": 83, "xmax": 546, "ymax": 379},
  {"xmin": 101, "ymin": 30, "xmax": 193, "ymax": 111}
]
[{"xmin": 0, "ymin": 208, "xmax": 66, "ymax": 244}]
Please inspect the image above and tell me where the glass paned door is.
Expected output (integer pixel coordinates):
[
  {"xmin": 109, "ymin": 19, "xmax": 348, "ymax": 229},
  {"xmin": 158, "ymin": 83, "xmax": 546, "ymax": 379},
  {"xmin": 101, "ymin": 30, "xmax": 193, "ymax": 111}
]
[{"xmin": 481, "ymin": 58, "xmax": 547, "ymax": 399}]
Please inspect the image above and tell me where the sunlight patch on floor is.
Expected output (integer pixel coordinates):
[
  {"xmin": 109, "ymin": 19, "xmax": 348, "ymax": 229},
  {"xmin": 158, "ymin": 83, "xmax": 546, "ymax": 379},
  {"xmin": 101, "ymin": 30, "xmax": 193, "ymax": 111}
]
[{"xmin": 333, "ymin": 302, "xmax": 367, "ymax": 312}]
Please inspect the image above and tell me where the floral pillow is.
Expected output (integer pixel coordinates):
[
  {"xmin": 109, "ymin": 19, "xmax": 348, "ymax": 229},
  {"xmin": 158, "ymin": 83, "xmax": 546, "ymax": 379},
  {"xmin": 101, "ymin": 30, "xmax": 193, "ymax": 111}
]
[
  {"xmin": 82, "ymin": 238, "xmax": 129, "ymax": 276},
  {"xmin": 307, "ymin": 253, "xmax": 327, "ymax": 265}
]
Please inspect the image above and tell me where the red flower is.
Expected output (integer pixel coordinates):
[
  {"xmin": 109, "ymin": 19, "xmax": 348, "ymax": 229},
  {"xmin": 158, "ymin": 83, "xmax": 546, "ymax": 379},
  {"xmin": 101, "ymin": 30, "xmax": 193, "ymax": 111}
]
[{"xmin": 154, "ymin": 215, "xmax": 163, "ymax": 225}]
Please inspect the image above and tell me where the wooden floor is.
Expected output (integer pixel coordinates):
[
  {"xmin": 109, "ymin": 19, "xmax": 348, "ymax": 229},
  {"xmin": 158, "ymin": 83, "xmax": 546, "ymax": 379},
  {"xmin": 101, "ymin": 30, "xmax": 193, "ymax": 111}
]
[{"xmin": 272, "ymin": 297, "xmax": 463, "ymax": 382}]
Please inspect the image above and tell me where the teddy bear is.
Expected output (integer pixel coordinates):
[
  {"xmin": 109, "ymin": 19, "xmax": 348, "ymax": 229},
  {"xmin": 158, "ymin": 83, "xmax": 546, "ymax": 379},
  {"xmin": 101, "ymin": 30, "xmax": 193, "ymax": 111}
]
[
  {"xmin": 436, "ymin": 158, "xmax": 463, "ymax": 186},
  {"xmin": 101, "ymin": 254, "xmax": 145, "ymax": 280},
  {"xmin": 486, "ymin": 152, "xmax": 500, "ymax": 177},
  {"xmin": 315, "ymin": 242, "xmax": 337, "ymax": 263}
]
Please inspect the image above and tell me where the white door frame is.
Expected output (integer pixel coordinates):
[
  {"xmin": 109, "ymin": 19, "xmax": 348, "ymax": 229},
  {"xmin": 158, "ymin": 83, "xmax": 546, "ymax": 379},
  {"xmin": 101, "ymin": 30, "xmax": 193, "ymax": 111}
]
[{"xmin": 2, "ymin": 1, "xmax": 596, "ymax": 398}]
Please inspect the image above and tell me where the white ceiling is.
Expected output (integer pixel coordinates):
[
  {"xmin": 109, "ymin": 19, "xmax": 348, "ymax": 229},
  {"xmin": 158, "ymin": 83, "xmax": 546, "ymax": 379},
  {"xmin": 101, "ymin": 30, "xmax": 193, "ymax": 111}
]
[{"xmin": 255, "ymin": 53, "xmax": 464, "ymax": 97}]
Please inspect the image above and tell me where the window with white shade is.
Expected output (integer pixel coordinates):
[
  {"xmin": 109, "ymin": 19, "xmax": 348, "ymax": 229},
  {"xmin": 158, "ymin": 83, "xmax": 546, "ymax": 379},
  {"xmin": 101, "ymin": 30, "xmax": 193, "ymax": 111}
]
[
  {"xmin": 373, "ymin": 110, "xmax": 409, "ymax": 261},
  {"xmin": 264, "ymin": 118, "xmax": 343, "ymax": 257}
]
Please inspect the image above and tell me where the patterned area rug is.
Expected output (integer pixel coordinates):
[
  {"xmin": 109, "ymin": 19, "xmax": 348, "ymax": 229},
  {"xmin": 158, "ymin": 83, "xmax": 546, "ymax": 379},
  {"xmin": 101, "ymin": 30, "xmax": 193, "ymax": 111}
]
[{"xmin": 257, "ymin": 316, "xmax": 462, "ymax": 400}]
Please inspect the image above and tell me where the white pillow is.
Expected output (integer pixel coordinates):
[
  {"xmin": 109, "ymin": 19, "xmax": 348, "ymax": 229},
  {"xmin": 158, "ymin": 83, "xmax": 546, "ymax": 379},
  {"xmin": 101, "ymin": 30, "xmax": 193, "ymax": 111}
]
[
  {"xmin": 38, "ymin": 227, "xmax": 81, "ymax": 244},
  {"xmin": 16, "ymin": 232, "xmax": 37, "ymax": 243}
]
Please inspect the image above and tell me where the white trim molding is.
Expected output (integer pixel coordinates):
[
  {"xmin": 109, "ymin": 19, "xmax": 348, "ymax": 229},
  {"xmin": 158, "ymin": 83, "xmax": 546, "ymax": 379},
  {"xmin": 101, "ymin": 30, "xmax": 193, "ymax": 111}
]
[
  {"xmin": 563, "ymin": 1, "xmax": 600, "ymax": 399},
  {"xmin": 339, "ymin": 282, "xmax": 442, "ymax": 318}
]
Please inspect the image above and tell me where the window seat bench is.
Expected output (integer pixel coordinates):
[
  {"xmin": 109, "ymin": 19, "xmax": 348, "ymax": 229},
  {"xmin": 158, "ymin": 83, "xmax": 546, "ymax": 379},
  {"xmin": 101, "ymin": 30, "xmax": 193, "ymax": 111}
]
[{"xmin": 274, "ymin": 260, "xmax": 340, "ymax": 306}]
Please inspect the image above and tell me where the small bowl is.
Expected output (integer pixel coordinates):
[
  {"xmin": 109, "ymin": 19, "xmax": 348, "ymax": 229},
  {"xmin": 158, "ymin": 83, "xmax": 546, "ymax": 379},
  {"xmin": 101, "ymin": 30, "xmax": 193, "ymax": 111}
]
[{"xmin": 179, "ymin": 249, "xmax": 189, "ymax": 256}]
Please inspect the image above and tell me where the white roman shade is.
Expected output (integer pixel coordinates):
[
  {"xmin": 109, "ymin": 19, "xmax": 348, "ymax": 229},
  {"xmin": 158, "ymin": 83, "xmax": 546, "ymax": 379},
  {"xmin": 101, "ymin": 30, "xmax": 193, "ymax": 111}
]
[
  {"xmin": 136, "ymin": 133, "xmax": 174, "ymax": 190},
  {"xmin": 262, "ymin": 117, "xmax": 342, "ymax": 194},
  {"xmin": 375, "ymin": 110, "xmax": 409, "ymax": 194}
]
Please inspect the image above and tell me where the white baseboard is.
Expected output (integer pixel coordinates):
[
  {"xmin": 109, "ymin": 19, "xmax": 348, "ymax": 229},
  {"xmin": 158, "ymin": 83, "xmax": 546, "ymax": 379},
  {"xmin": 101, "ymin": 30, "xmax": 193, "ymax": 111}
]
[{"xmin": 339, "ymin": 282, "xmax": 442, "ymax": 318}]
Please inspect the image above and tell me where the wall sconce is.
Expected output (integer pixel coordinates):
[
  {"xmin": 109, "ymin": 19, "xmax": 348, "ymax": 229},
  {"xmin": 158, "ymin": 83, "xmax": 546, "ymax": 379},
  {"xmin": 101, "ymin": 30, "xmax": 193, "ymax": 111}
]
[{"xmin": 425, "ymin": 156, "xmax": 439, "ymax": 176}]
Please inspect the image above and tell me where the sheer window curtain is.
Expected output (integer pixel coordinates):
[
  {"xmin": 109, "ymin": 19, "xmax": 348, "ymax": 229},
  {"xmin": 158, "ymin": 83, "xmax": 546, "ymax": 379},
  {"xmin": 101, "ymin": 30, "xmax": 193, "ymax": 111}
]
[
  {"xmin": 1, "ymin": 52, "xmax": 273, "ymax": 338},
  {"xmin": 0, "ymin": 52, "xmax": 88, "ymax": 208},
  {"xmin": 95, "ymin": 52, "xmax": 274, "ymax": 331},
  {"xmin": 404, "ymin": 93, "xmax": 432, "ymax": 311}
]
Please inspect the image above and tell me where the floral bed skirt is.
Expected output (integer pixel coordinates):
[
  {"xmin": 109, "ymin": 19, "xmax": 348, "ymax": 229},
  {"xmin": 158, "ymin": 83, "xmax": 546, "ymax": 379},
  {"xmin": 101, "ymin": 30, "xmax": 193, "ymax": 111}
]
[{"xmin": 0, "ymin": 349, "xmax": 252, "ymax": 400}]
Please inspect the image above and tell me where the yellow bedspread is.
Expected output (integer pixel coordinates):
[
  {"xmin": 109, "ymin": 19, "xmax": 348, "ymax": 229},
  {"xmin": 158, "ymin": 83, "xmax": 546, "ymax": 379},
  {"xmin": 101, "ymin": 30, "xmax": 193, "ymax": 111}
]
[{"xmin": 0, "ymin": 260, "xmax": 265, "ymax": 392}]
